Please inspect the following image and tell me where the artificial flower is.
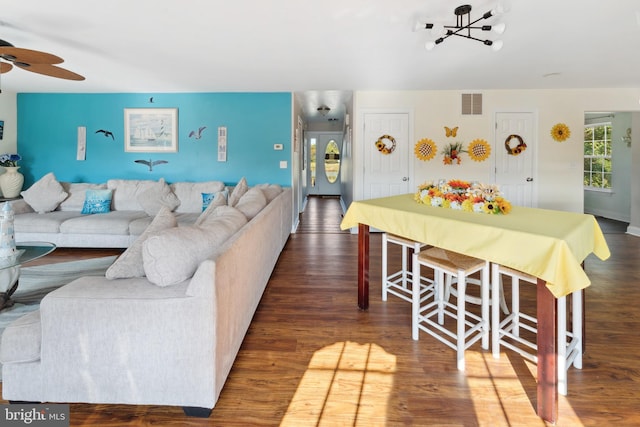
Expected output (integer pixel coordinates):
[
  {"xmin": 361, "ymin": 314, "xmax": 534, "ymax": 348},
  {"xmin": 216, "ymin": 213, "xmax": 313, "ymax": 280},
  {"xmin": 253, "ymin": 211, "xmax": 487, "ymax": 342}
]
[
  {"xmin": 551, "ymin": 123, "xmax": 571, "ymax": 142},
  {"xmin": 467, "ymin": 139, "xmax": 491, "ymax": 162},
  {"xmin": 414, "ymin": 138, "xmax": 437, "ymax": 161},
  {"xmin": 0, "ymin": 153, "xmax": 21, "ymax": 167}
]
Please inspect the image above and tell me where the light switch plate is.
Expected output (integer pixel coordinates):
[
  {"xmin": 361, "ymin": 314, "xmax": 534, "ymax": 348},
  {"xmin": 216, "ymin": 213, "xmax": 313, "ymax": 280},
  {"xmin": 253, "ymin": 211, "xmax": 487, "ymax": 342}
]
[{"xmin": 280, "ymin": 160, "xmax": 287, "ymax": 169}]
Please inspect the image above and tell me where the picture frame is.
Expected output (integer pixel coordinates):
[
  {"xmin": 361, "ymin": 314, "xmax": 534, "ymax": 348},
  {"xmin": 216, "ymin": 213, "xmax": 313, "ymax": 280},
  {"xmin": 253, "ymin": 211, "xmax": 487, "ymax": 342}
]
[{"xmin": 124, "ymin": 108, "xmax": 178, "ymax": 152}]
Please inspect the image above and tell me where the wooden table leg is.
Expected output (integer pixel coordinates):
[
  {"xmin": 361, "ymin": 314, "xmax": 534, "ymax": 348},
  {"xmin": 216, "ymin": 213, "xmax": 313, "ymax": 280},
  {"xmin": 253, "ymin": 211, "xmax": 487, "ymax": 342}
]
[
  {"xmin": 537, "ymin": 279, "xmax": 558, "ymax": 423},
  {"xmin": 358, "ymin": 223, "xmax": 370, "ymax": 310}
]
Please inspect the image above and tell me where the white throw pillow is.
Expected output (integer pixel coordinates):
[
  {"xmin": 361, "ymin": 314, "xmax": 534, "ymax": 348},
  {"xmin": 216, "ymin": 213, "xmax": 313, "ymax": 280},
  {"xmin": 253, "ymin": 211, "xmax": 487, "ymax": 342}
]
[
  {"xmin": 227, "ymin": 177, "xmax": 248, "ymax": 207},
  {"xmin": 106, "ymin": 207, "xmax": 177, "ymax": 279},
  {"xmin": 137, "ymin": 179, "xmax": 180, "ymax": 215},
  {"xmin": 20, "ymin": 172, "xmax": 68, "ymax": 214},
  {"xmin": 235, "ymin": 187, "xmax": 267, "ymax": 220},
  {"xmin": 142, "ymin": 205, "xmax": 247, "ymax": 287}
]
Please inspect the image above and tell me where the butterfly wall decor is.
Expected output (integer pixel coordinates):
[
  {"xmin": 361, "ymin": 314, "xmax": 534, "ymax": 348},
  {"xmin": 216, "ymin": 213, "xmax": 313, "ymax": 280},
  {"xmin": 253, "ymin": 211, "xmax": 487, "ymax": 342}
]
[{"xmin": 445, "ymin": 126, "xmax": 458, "ymax": 138}]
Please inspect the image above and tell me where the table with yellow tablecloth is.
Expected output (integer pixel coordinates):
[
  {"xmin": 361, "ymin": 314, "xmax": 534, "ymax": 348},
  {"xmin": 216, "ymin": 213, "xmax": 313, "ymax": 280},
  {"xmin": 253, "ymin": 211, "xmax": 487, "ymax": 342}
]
[{"xmin": 339, "ymin": 193, "xmax": 610, "ymax": 423}]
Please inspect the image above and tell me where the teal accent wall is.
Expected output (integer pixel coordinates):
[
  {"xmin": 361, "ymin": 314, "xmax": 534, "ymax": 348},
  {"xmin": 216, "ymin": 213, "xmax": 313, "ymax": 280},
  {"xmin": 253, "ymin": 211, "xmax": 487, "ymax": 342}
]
[{"xmin": 17, "ymin": 92, "xmax": 292, "ymax": 187}]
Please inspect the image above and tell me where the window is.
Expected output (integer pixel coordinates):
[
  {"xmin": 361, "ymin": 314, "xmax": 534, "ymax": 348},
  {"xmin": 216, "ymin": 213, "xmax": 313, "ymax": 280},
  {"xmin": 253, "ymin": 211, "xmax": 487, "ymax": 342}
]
[{"xmin": 584, "ymin": 122, "xmax": 612, "ymax": 190}]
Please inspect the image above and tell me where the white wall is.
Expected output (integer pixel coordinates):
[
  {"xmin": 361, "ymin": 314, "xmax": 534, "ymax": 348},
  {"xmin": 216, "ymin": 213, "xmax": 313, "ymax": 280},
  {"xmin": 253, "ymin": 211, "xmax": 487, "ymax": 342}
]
[
  {"xmin": 0, "ymin": 91, "xmax": 18, "ymax": 154},
  {"xmin": 348, "ymin": 88, "xmax": 640, "ymax": 215}
]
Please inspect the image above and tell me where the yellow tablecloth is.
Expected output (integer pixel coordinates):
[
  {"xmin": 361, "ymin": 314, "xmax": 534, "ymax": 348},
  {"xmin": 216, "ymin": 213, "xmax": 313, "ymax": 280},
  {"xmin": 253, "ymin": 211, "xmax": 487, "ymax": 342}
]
[{"xmin": 340, "ymin": 194, "xmax": 610, "ymax": 298}]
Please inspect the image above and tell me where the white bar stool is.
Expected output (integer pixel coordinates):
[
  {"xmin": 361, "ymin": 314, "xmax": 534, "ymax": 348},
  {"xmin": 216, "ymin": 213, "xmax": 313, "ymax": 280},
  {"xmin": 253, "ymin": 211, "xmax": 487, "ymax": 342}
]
[
  {"xmin": 412, "ymin": 247, "xmax": 490, "ymax": 371},
  {"xmin": 381, "ymin": 233, "xmax": 432, "ymax": 303},
  {"xmin": 491, "ymin": 263, "xmax": 582, "ymax": 395}
]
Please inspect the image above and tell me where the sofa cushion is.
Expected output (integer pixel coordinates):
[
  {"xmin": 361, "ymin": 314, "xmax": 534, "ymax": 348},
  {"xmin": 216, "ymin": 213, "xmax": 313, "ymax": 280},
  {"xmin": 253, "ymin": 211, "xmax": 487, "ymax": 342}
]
[
  {"xmin": 81, "ymin": 189, "xmax": 113, "ymax": 214},
  {"xmin": 142, "ymin": 205, "xmax": 247, "ymax": 287},
  {"xmin": 107, "ymin": 179, "xmax": 163, "ymax": 211},
  {"xmin": 106, "ymin": 207, "xmax": 177, "ymax": 279},
  {"xmin": 235, "ymin": 187, "xmax": 267, "ymax": 220},
  {"xmin": 137, "ymin": 179, "xmax": 181, "ymax": 216},
  {"xmin": 14, "ymin": 211, "xmax": 84, "ymax": 233},
  {"xmin": 60, "ymin": 210, "xmax": 148, "ymax": 235},
  {"xmin": 0, "ymin": 310, "xmax": 41, "ymax": 363},
  {"xmin": 227, "ymin": 177, "xmax": 248, "ymax": 207},
  {"xmin": 59, "ymin": 182, "xmax": 108, "ymax": 211},
  {"xmin": 170, "ymin": 181, "xmax": 226, "ymax": 213},
  {"xmin": 20, "ymin": 172, "xmax": 68, "ymax": 214},
  {"xmin": 255, "ymin": 183, "xmax": 283, "ymax": 202}
]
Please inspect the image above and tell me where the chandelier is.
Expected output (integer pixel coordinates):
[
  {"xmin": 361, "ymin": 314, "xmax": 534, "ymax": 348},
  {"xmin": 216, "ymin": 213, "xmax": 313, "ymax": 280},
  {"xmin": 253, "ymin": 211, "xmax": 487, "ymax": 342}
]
[{"xmin": 415, "ymin": 4, "xmax": 506, "ymax": 51}]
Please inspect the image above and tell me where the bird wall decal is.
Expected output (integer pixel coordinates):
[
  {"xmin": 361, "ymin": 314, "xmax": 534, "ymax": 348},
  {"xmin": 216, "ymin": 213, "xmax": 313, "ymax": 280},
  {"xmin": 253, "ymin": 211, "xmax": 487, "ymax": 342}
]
[
  {"xmin": 134, "ymin": 159, "xmax": 168, "ymax": 171},
  {"xmin": 189, "ymin": 126, "xmax": 207, "ymax": 140},
  {"xmin": 95, "ymin": 129, "xmax": 114, "ymax": 139}
]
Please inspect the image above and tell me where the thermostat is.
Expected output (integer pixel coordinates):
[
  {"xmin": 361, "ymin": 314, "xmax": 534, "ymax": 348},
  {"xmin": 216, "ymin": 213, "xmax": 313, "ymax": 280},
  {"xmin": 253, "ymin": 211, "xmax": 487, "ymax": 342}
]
[{"xmin": 273, "ymin": 143, "xmax": 283, "ymax": 150}]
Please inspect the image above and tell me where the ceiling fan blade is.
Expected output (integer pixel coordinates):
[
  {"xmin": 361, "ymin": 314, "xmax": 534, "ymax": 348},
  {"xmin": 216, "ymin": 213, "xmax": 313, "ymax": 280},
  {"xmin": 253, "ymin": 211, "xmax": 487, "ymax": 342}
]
[
  {"xmin": 0, "ymin": 47, "xmax": 63, "ymax": 65},
  {"xmin": 0, "ymin": 62, "xmax": 12, "ymax": 73},
  {"xmin": 16, "ymin": 63, "xmax": 85, "ymax": 81}
]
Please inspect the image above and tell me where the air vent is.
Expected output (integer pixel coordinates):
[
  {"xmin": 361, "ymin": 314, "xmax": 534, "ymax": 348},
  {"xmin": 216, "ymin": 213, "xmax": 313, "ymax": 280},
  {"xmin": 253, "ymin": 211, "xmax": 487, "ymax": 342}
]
[{"xmin": 461, "ymin": 93, "xmax": 483, "ymax": 115}]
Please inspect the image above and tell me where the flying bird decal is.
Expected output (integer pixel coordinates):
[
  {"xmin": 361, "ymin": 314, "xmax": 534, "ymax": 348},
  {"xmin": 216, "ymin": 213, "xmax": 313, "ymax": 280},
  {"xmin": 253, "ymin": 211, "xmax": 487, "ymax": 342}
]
[
  {"xmin": 134, "ymin": 159, "xmax": 168, "ymax": 171},
  {"xmin": 189, "ymin": 126, "xmax": 207, "ymax": 139},
  {"xmin": 95, "ymin": 129, "xmax": 114, "ymax": 139}
]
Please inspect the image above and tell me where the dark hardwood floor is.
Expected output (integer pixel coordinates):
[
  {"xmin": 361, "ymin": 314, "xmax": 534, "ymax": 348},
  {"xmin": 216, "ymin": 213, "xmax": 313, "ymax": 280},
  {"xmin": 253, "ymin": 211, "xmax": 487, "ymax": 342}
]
[{"xmin": 2, "ymin": 198, "xmax": 639, "ymax": 426}]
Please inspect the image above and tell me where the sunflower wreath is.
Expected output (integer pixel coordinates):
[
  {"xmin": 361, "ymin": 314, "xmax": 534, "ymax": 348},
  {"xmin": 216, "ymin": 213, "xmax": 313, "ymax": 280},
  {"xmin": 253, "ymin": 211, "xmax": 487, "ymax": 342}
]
[
  {"xmin": 414, "ymin": 138, "xmax": 437, "ymax": 161},
  {"xmin": 375, "ymin": 134, "xmax": 396, "ymax": 154},
  {"xmin": 551, "ymin": 123, "xmax": 571, "ymax": 142},
  {"xmin": 504, "ymin": 134, "xmax": 527, "ymax": 156},
  {"xmin": 467, "ymin": 139, "xmax": 491, "ymax": 162}
]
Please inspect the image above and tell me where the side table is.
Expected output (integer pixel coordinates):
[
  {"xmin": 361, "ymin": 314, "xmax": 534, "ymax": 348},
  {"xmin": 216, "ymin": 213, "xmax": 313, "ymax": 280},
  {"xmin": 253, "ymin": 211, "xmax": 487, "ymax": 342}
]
[{"xmin": 0, "ymin": 242, "xmax": 56, "ymax": 311}]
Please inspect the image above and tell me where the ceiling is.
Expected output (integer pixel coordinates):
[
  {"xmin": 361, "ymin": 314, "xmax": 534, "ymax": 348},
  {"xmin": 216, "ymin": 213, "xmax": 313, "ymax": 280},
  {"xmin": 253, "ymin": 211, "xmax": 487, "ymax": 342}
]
[{"xmin": 1, "ymin": 1, "xmax": 639, "ymax": 122}]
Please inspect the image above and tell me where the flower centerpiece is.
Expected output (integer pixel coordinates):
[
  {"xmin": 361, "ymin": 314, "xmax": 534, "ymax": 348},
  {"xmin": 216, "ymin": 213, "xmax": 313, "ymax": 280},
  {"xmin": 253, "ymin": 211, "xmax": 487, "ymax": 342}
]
[
  {"xmin": 414, "ymin": 179, "xmax": 512, "ymax": 215},
  {"xmin": 0, "ymin": 153, "xmax": 21, "ymax": 167}
]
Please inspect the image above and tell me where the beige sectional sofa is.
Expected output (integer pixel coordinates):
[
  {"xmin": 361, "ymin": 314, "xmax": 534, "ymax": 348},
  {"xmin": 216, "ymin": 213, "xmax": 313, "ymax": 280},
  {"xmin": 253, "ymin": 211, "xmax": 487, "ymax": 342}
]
[
  {"xmin": 0, "ymin": 174, "xmax": 292, "ymax": 416},
  {"xmin": 11, "ymin": 174, "xmax": 265, "ymax": 248}
]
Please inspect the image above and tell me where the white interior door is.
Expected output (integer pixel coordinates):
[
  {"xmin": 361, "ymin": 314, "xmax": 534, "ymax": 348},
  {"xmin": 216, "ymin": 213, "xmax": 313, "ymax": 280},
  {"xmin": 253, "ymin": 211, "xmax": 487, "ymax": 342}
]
[
  {"xmin": 495, "ymin": 112, "xmax": 536, "ymax": 207},
  {"xmin": 362, "ymin": 113, "xmax": 411, "ymax": 199}
]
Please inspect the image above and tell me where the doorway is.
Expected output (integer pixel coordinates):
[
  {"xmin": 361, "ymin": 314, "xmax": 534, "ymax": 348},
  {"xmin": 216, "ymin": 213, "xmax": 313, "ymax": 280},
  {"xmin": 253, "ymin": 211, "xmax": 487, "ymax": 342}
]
[{"xmin": 307, "ymin": 131, "xmax": 343, "ymax": 196}]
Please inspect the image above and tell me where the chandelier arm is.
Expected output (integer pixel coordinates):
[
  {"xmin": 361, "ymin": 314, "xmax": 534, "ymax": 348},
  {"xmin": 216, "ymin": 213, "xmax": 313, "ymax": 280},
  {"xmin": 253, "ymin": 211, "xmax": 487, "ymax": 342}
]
[{"xmin": 450, "ymin": 32, "xmax": 491, "ymax": 44}]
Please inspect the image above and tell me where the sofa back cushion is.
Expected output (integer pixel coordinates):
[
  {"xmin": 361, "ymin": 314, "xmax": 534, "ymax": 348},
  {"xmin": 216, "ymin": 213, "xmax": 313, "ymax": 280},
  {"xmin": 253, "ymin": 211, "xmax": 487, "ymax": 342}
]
[
  {"xmin": 59, "ymin": 182, "xmax": 108, "ymax": 211},
  {"xmin": 142, "ymin": 205, "xmax": 247, "ymax": 286},
  {"xmin": 107, "ymin": 179, "xmax": 164, "ymax": 211},
  {"xmin": 170, "ymin": 181, "xmax": 226, "ymax": 213},
  {"xmin": 255, "ymin": 183, "xmax": 283, "ymax": 202}
]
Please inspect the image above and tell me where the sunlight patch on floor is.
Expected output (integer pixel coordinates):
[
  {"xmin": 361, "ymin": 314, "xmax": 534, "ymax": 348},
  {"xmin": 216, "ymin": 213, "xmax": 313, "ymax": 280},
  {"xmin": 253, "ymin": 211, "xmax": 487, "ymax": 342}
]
[
  {"xmin": 465, "ymin": 351, "xmax": 584, "ymax": 427},
  {"xmin": 281, "ymin": 341, "xmax": 396, "ymax": 426}
]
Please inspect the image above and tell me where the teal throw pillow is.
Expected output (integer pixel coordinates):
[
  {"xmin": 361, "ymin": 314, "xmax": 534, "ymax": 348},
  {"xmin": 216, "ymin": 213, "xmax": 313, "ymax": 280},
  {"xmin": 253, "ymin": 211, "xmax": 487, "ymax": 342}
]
[
  {"xmin": 81, "ymin": 189, "xmax": 113, "ymax": 214},
  {"xmin": 202, "ymin": 189, "xmax": 228, "ymax": 211}
]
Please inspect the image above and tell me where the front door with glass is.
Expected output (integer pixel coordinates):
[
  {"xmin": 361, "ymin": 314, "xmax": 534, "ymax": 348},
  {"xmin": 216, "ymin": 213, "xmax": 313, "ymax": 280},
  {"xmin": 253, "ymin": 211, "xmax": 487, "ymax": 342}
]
[{"xmin": 307, "ymin": 132, "xmax": 342, "ymax": 196}]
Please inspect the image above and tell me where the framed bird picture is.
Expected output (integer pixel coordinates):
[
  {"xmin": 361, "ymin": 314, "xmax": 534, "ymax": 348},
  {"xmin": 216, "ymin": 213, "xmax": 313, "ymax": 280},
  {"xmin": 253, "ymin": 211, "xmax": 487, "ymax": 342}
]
[{"xmin": 124, "ymin": 108, "xmax": 178, "ymax": 153}]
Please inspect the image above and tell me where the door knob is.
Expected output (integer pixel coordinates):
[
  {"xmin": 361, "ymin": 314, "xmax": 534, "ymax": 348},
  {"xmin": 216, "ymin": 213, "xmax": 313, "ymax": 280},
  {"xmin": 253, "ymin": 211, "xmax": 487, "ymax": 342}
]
[
  {"xmin": 526, "ymin": 177, "xmax": 533, "ymax": 182},
  {"xmin": 402, "ymin": 177, "xmax": 409, "ymax": 181}
]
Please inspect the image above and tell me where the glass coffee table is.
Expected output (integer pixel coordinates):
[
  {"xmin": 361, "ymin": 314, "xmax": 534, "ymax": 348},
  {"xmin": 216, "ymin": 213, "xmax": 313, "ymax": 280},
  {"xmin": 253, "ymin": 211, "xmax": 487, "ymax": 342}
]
[{"xmin": 0, "ymin": 242, "xmax": 56, "ymax": 311}]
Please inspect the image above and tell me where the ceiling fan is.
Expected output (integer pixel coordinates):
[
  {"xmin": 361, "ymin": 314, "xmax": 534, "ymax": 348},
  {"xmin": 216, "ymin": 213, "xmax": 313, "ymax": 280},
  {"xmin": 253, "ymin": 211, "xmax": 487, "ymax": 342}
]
[{"xmin": 0, "ymin": 38, "xmax": 84, "ymax": 81}]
